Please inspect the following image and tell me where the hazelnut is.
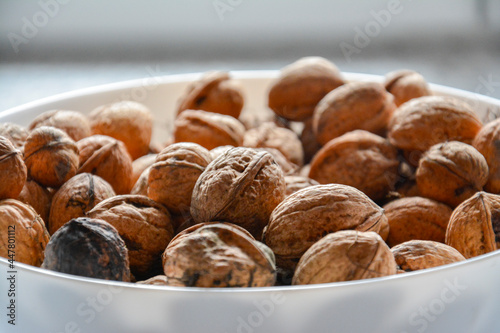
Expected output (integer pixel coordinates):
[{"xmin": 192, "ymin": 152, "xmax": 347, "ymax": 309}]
[
  {"xmin": 313, "ymin": 82, "xmax": 396, "ymax": 146},
  {"xmin": 0, "ymin": 123, "xmax": 29, "ymax": 151},
  {"xmin": 284, "ymin": 175, "xmax": 319, "ymax": 197},
  {"xmin": 23, "ymin": 126, "xmax": 79, "ymax": 188},
  {"xmin": 132, "ymin": 153, "xmax": 157, "ymax": 185},
  {"xmin": 29, "ymin": 109, "xmax": 91, "ymax": 141},
  {"xmin": 473, "ymin": 118, "xmax": 500, "ymax": 193},
  {"xmin": 0, "ymin": 136, "xmax": 27, "ymax": 199},
  {"xmin": 268, "ymin": 57, "xmax": 344, "ymax": 121},
  {"xmin": 416, "ymin": 141, "xmax": 488, "ymax": 207},
  {"xmin": 384, "ymin": 70, "xmax": 431, "ymax": 106},
  {"xmin": 17, "ymin": 179, "xmax": 53, "ymax": 223}
]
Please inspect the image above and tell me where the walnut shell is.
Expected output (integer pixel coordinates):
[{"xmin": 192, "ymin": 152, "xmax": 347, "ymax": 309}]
[
  {"xmin": 313, "ymin": 82, "xmax": 396, "ymax": 146},
  {"xmin": 301, "ymin": 117, "xmax": 322, "ymax": 164},
  {"xmin": 0, "ymin": 199, "xmax": 50, "ymax": 267},
  {"xmin": 416, "ymin": 141, "xmax": 489, "ymax": 207},
  {"xmin": 49, "ymin": 173, "xmax": 116, "ymax": 234},
  {"xmin": 132, "ymin": 153, "xmax": 157, "ymax": 185},
  {"xmin": 0, "ymin": 123, "xmax": 29, "ymax": 151},
  {"xmin": 309, "ymin": 130, "xmax": 399, "ymax": 201},
  {"xmin": 17, "ymin": 179, "xmax": 53, "ymax": 223},
  {"xmin": 292, "ymin": 230, "xmax": 396, "ymax": 285},
  {"xmin": 162, "ymin": 222, "xmax": 276, "ymax": 287},
  {"xmin": 284, "ymin": 175, "xmax": 319, "ymax": 197},
  {"xmin": 77, "ymin": 135, "xmax": 133, "ymax": 194},
  {"xmin": 89, "ymin": 101, "xmax": 153, "ymax": 160},
  {"xmin": 255, "ymin": 147, "xmax": 298, "ymax": 175},
  {"xmin": 29, "ymin": 109, "xmax": 91, "ymax": 141},
  {"xmin": 0, "ymin": 136, "xmax": 27, "ymax": 199},
  {"xmin": 136, "ymin": 275, "xmax": 168, "ymax": 286},
  {"xmin": 191, "ymin": 147, "xmax": 286, "ymax": 238},
  {"xmin": 268, "ymin": 57, "xmax": 344, "ymax": 121},
  {"xmin": 384, "ymin": 70, "xmax": 431, "ymax": 106},
  {"xmin": 87, "ymin": 195, "xmax": 174, "ymax": 278},
  {"xmin": 130, "ymin": 166, "xmax": 150, "ymax": 196},
  {"xmin": 263, "ymin": 184, "xmax": 386, "ymax": 273},
  {"xmin": 445, "ymin": 191, "xmax": 500, "ymax": 258},
  {"xmin": 383, "ymin": 197, "xmax": 453, "ymax": 247},
  {"xmin": 24, "ymin": 126, "xmax": 79, "ymax": 188},
  {"xmin": 473, "ymin": 118, "xmax": 500, "ymax": 193},
  {"xmin": 42, "ymin": 217, "xmax": 131, "ymax": 281},
  {"xmin": 148, "ymin": 142, "xmax": 212, "ymax": 215},
  {"xmin": 173, "ymin": 110, "xmax": 246, "ymax": 150}
]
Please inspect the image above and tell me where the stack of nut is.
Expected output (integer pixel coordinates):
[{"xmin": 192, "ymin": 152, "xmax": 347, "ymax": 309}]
[{"xmin": 1, "ymin": 57, "xmax": 499, "ymax": 288}]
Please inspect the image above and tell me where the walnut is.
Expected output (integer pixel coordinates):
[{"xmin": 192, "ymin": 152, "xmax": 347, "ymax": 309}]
[
  {"xmin": 391, "ymin": 240, "xmax": 465, "ymax": 272},
  {"xmin": 309, "ymin": 130, "xmax": 399, "ymax": 201},
  {"xmin": 292, "ymin": 230, "xmax": 396, "ymax": 285},
  {"xmin": 284, "ymin": 175, "xmax": 319, "ymax": 197},
  {"xmin": 136, "ymin": 275, "xmax": 168, "ymax": 286},
  {"xmin": 130, "ymin": 166, "xmax": 150, "ymax": 196},
  {"xmin": 0, "ymin": 199, "xmax": 50, "ymax": 267},
  {"xmin": 0, "ymin": 136, "xmax": 27, "ymax": 199},
  {"xmin": 191, "ymin": 147, "xmax": 286, "ymax": 238},
  {"xmin": 416, "ymin": 141, "xmax": 489, "ymax": 207},
  {"xmin": 132, "ymin": 153, "xmax": 157, "ymax": 185},
  {"xmin": 23, "ymin": 126, "xmax": 79, "ymax": 188},
  {"xmin": 268, "ymin": 57, "xmax": 344, "ymax": 121},
  {"xmin": 384, "ymin": 70, "xmax": 431, "ymax": 106},
  {"xmin": 301, "ymin": 117, "xmax": 322, "ymax": 164},
  {"xmin": 162, "ymin": 222, "xmax": 276, "ymax": 287},
  {"xmin": 42, "ymin": 217, "xmax": 131, "ymax": 281},
  {"xmin": 313, "ymin": 82, "xmax": 396, "ymax": 146},
  {"xmin": 48, "ymin": 173, "xmax": 115, "ymax": 234},
  {"xmin": 445, "ymin": 191, "xmax": 500, "ymax": 258},
  {"xmin": 383, "ymin": 197, "xmax": 453, "ymax": 247},
  {"xmin": 77, "ymin": 135, "xmax": 133, "ymax": 194},
  {"xmin": 173, "ymin": 110, "xmax": 246, "ymax": 150},
  {"xmin": 255, "ymin": 148, "xmax": 298, "ymax": 175},
  {"xmin": 17, "ymin": 179, "xmax": 53, "ymax": 223},
  {"xmin": 0, "ymin": 123, "xmax": 29, "ymax": 151},
  {"xmin": 473, "ymin": 118, "xmax": 500, "ymax": 193},
  {"xmin": 210, "ymin": 145, "xmax": 234, "ymax": 160},
  {"xmin": 29, "ymin": 109, "xmax": 91, "ymax": 141},
  {"xmin": 87, "ymin": 195, "xmax": 174, "ymax": 278},
  {"xmin": 89, "ymin": 101, "xmax": 153, "ymax": 160}
]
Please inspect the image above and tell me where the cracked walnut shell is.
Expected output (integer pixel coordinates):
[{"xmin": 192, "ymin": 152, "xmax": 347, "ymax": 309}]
[{"xmin": 0, "ymin": 136, "xmax": 27, "ymax": 199}]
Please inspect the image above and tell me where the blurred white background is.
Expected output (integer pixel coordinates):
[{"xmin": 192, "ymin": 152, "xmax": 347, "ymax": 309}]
[{"xmin": 1, "ymin": 0, "xmax": 499, "ymax": 111}]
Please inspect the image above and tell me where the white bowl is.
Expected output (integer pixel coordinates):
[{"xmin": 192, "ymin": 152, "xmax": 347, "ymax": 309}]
[{"xmin": 1, "ymin": 71, "xmax": 500, "ymax": 333}]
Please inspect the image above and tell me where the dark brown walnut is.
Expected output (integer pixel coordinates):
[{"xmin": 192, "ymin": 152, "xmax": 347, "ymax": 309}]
[
  {"xmin": 42, "ymin": 217, "xmax": 130, "ymax": 281},
  {"xmin": 292, "ymin": 230, "xmax": 397, "ymax": 285},
  {"xmin": 136, "ymin": 275, "xmax": 168, "ymax": 286},
  {"xmin": 132, "ymin": 153, "xmax": 157, "ymax": 185},
  {"xmin": 89, "ymin": 101, "xmax": 153, "ymax": 160},
  {"xmin": 383, "ymin": 197, "xmax": 453, "ymax": 247},
  {"xmin": 473, "ymin": 118, "xmax": 500, "ymax": 193},
  {"xmin": 445, "ymin": 191, "xmax": 500, "ymax": 258},
  {"xmin": 17, "ymin": 179, "xmax": 53, "ymax": 223},
  {"xmin": 392, "ymin": 240, "xmax": 465, "ymax": 272},
  {"xmin": 191, "ymin": 147, "xmax": 286, "ymax": 238},
  {"xmin": 256, "ymin": 148, "xmax": 298, "ymax": 175},
  {"xmin": 130, "ymin": 166, "xmax": 150, "ymax": 196},
  {"xmin": 301, "ymin": 117, "xmax": 322, "ymax": 164},
  {"xmin": 173, "ymin": 110, "xmax": 246, "ymax": 150},
  {"xmin": 388, "ymin": 96, "xmax": 482, "ymax": 162},
  {"xmin": 0, "ymin": 123, "xmax": 29, "ymax": 151},
  {"xmin": 49, "ymin": 173, "xmax": 115, "ymax": 234},
  {"xmin": 148, "ymin": 142, "xmax": 212, "ymax": 215},
  {"xmin": 0, "ymin": 199, "xmax": 50, "ymax": 267},
  {"xmin": 87, "ymin": 195, "xmax": 174, "ymax": 278},
  {"xmin": 243, "ymin": 122, "xmax": 304, "ymax": 166},
  {"xmin": 162, "ymin": 222, "xmax": 276, "ymax": 287},
  {"xmin": 309, "ymin": 130, "xmax": 400, "ymax": 201},
  {"xmin": 263, "ymin": 184, "xmax": 386, "ymax": 273},
  {"xmin": 384, "ymin": 70, "xmax": 431, "ymax": 106},
  {"xmin": 0, "ymin": 136, "xmax": 27, "ymax": 199},
  {"xmin": 284, "ymin": 175, "xmax": 319, "ymax": 197},
  {"xmin": 416, "ymin": 141, "xmax": 488, "ymax": 207},
  {"xmin": 177, "ymin": 71, "xmax": 244, "ymax": 119},
  {"xmin": 29, "ymin": 109, "xmax": 91, "ymax": 141},
  {"xmin": 24, "ymin": 126, "xmax": 79, "ymax": 188},
  {"xmin": 268, "ymin": 57, "xmax": 345, "ymax": 121},
  {"xmin": 77, "ymin": 135, "xmax": 133, "ymax": 194}
]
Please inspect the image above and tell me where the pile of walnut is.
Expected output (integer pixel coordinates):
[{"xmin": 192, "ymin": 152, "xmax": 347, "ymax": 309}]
[{"xmin": 1, "ymin": 57, "xmax": 500, "ymax": 287}]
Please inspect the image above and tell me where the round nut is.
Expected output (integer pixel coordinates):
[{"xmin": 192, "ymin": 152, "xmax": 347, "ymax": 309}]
[
  {"xmin": 29, "ymin": 109, "xmax": 91, "ymax": 141},
  {"xmin": 0, "ymin": 123, "xmax": 29, "ymax": 151},
  {"xmin": 473, "ymin": 118, "xmax": 500, "ymax": 193},
  {"xmin": 384, "ymin": 70, "xmax": 431, "ymax": 106},
  {"xmin": 132, "ymin": 153, "xmax": 157, "ymax": 185},
  {"xmin": 17, "ymin": 179, "xmax": 53, "ymax": 223},
  {"xmin": 130, "ymin": 166, "xmax": 150, "ymax": 196},
  {"xmin": 255, "ymin": 147, "xmax": 298, "ymax": 175},
  {"xmin": 0, "ymin": 136, "xmax": 27, "ymax": 199}
]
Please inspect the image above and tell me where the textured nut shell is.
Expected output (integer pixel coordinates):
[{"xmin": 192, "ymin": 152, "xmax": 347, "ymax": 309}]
[
  {"xmin": 162, "ymin": 223, "xmax": 275, "ymax": 287},
  {"xmin": 284, "ymin": 175, "xmax": 320, "ymax": 197},
  {"xmin": 268, "ymin": 57, "xmax": 344, "ymax": 121},
  {"xmin": 445, "ymin": 191, "xmax": 500, "ymax": 258},
  {"xmin": 309, "ymin": 130, "xmax": 399, "ymax": 201},
  {"xmin": 313, "ymin": 82, "xmax": 396, "ymax": 146},
  {"xmin": 87, "ymin": 195, "xmax": 174, "ymax": 277},
  {"xmin": 473, "ymin": 118, "xmax": 500, "ymax": 193},
  {"xmin": 416, "ymin": 141, "xmax": 489, "ymax": 207},
  {"xmin": 391, "ymin": 240, "xmax": 465, "ymax": 272},
  {"xmin": 292, "ymin": 231, "xmax": 396, "ymax": 285},
  {"xmin": 171, "ymin": 221, "xmax": 255, "ymax": 245},
  {"xmin": 263, "ymin": 184, "xmax": 385, "ymax": 271},
  {"xmin": 49, "ymin": 173, "xmax": 116, "ymax": 234},
  {"xmin": 77, "ymin": 135, "xmax": 133, "ymax": 194},
  {"xmin": 388, "ymin": 96, "xmax": 482, "ymax": 152},
  {"xmin": 90, "ymin": 101, "xmax": 153, "ymax": 160},
  {"xmin": 136, "ymin": 275, "xmax": 168, "ymax": 286},
  {"xmin": 383, "ymin": 197, "xmax": 452, "ymax": 247},
  {"xmin": 17, "ymin": 179, "xmax": 53, "ymax": 223},
  {"xmin": 255, "ymin": 147, "xmax": 298, "ymax": 175},
  {"xmin": 42, "ymin": 217, "xmax": 130, "ymax": 281},
  {"xmin": 132, "ymin": 154, "xmax": 157, "ymax": 185},
  {"xmin": 173, "ymin": 110, "xmax": 245, "ymax": 150},
  {"xmin": 130, "ymin": 166, "xmax": 150, "ymax": 196},
  {"xmin": 384, "ymin": 70, "xmax": 431, "ymax": 106},
  {"xmin": 29, "ymin": 110, "xmax": 91, "ymax": 141},
  {"xmin": 0, "ymin": 136, "xmax": 27, "ymax": 199},
  {"xmin": 301, "ymin": 117, "xmax": 322, "ymax": 164},
  {"xmin": 148, "ymin": 142, "xmax": 212, "ymax": 215},
  {"xmin": 0, "ymin": 123, "xmax": 29, "ymax": 150},
  {"xmin": 191, "ymin": 147, "xmax": 286, "ymax": 238},
  {"xmin": 0, "ymin": 199, "xmax": 50, "ymax": 267},
  {"xmin": 24, "ymin": 126, "xmax": 79, "ymax": 188}
]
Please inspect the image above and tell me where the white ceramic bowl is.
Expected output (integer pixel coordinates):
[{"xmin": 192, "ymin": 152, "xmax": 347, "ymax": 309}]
[{"xmin": 1, "ymin": 71, "xmax": 500, "ymax": 333}]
